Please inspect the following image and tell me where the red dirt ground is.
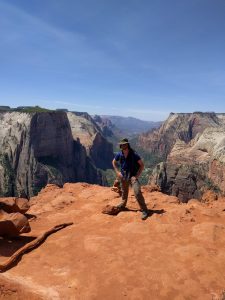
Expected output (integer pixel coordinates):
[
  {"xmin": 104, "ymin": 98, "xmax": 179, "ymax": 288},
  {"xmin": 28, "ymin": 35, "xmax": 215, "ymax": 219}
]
[{"xmin": 1, "ymin": 183, "xmax": 225, "ymax": 300}]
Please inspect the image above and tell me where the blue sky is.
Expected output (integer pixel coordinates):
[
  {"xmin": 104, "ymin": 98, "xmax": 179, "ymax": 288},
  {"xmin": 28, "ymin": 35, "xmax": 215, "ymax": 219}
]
[{"xmin": 0, "ymin": 0, "xmax": 224, "ymax": 121}]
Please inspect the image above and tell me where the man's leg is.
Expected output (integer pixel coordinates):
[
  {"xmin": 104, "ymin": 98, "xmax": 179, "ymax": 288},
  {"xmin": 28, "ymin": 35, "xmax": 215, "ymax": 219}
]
[
  {"xmin": 117, "ymin": 179, "xmax": 129, "ymax": 208},
  {"xmin": 132, "ymin": 180, "xmax": 148, "ymax": 219}
]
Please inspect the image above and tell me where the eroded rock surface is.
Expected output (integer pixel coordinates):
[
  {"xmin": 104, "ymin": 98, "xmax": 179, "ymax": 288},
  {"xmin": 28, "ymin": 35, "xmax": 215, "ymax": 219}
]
[
  {"xmin": 146, "ymin": 113, "xmax": 225, "ymax": 201},
  {"xmin": 139, "ymin": 112, "xmax": 225, "ymax": 156},
  {"xmin": 1, "ymin": 183, "xmax": 225, "ymax": 299}
]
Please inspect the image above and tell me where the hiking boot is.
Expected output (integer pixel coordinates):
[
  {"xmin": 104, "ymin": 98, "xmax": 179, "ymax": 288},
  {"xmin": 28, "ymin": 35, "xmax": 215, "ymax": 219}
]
[
  {"xmin": 141, "ymin": 211, "xmax": 149, "ymax": 220},
  {"xmin": 111, "ymin": 187, "xmax": 120, "ymax": 192},
  {"xmin": 116, "ymin": 202, "xmax": 126, "ymax": 209}
]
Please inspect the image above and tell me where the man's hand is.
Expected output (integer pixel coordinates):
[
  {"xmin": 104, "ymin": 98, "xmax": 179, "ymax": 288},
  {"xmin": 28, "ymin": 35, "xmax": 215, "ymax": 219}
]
[
  {"xmin": 117, "ymin": 172, "xmax": 123, "ymax": 179},
  {"xmin": 131, "ymin": 176, "xmax": 137, "ymax": 184},
  {"xmin": 112, "ymin": 159, "xmax": 123, "ymax": 179},
  {"xmin": 135, "ymin": 160, "xmax": 144, "ymax": 179}
]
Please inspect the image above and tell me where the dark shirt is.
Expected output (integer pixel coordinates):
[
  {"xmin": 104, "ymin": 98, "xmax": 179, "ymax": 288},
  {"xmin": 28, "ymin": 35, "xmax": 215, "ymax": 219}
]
[{"xmin": 114, "ymin": 149, "xmax": 141, "ymax": 179}]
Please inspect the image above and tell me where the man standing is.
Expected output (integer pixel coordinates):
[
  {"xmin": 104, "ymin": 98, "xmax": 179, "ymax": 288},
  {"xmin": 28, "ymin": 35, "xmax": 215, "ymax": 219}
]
[{"xmin": 112, "ymin": 138, "xmax": 149, "ymax": 220}]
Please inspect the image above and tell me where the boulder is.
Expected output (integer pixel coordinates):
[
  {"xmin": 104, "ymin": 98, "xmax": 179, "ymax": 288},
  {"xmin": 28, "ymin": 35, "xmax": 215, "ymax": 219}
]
[
  {"xmin": 0, "ymin": 210, "xmax": 31, "ymax": 237},
  {"xmin": 0, "ymin": 197, "xmax": 29, "ymax": 214},
  {"xmin": 102, "ymin": 205, "xmax": 122, "ymax": 215}
]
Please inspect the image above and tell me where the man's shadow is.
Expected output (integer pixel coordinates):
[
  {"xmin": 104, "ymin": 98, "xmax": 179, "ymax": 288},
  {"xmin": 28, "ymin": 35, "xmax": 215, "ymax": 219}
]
[
  {"xmin": 147, "ymin": 209, "xmax": 166, "ymax": 216},
  {"xmin": 121, "ymin": 207, "xmax": 166, "ymax": 216},
  {"xmin": 25, "ymin": 213, "xmax": 37, "ymax": 220},
  {"xmin": 0, "ymin": 236, "xmax": 37, "ymax": 257}
]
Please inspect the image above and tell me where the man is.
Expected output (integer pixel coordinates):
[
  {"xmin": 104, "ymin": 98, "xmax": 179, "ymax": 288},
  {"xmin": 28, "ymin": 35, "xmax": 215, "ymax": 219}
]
[{"xmin": 112, "ymin": 138, "xmax": 149, "ymax": 220}]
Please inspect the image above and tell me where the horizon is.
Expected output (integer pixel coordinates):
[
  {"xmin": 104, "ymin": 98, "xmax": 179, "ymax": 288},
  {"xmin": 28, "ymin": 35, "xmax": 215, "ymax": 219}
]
[
  {"xmin": 1, "ymin": 104, "xmax": 225, "ymax": 122},
  {"xmin": 0, "ymin": 0, "xmax": 225, "ymax": 121}
]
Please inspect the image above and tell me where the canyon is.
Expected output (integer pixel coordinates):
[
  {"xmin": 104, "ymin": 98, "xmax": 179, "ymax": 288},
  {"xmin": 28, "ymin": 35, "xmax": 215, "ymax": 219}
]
[
  {"xmin": 1, "ymin": 110, "xmax": 225, "ymax": 299},
  {"xmin": 0, "ymin": 110, "xmax": 225, "ymax": 202}
]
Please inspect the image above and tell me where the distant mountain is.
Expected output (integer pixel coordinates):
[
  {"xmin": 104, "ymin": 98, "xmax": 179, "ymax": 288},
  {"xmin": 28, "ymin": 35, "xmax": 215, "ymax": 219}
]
[{"xmin": 100, "ymin": 115, "xmax": 162, "ymax": 137}]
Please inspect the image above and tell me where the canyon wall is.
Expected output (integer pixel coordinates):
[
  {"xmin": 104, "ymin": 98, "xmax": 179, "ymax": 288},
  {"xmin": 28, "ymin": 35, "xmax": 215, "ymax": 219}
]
[
  {"xmin": 0, "ymin": 111, "xmax": 113, "ymax": 197},
  {"xmin": 144, "ymin": 113, "xmax": 225, "ymax": 201}
]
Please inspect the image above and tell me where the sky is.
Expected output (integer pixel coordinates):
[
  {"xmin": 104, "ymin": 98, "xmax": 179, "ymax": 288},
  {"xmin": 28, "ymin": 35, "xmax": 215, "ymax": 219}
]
[{"xmin": 0, "ymin": 0, "xmax": 225, "ymax": 121}]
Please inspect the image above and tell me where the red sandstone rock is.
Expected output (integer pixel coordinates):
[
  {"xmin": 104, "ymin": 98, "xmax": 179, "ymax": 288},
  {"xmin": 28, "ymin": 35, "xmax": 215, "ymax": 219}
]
[
  {"xmin": 0, "ymin": 183, "xmax": 225, "ymax": 299},
  {"xmin": 0, "ymin": 210, "xmax": 31, "ymax": 237},
  {"xmin": 102, "ymin": 204, "xmax": 122, "ymax": 215},
  {"xmin": 0, "ymin": 197, "xmax": 29, "ymax": 214}
]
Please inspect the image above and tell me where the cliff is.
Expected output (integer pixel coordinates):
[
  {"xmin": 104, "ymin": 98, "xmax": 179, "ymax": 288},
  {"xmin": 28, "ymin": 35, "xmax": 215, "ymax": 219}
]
[
  {"xmin": 67, "ymin": 112, "xmax": 113, "ymax": 170},
  {"xmin": 139, "ymin": 112, "xmax": 225, "ymax": 157},
  {"xmin": 0, "ymin": 112, "xmax": 113, "ymax": 198},
  {"xmin": 141, "ymin": 113, "xmax": 225, "ymax": 201},
  {"xmin": 0, "ymin": 183, "xmax": 225, "ymax": 299}
]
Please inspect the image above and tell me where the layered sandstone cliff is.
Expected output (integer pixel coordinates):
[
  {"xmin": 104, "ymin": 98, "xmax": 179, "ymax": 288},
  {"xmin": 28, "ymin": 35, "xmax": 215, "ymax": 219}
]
[
  {"xmin": 0, "ymin": 111, "xmax": 113, "ymax": 198},
  {"xmin": 144, "ymin": 113, "xmax": 225, "ymax": 201},
  {"xmin": 67, "ymin": 112, "xmax": 113, "ymax": 170},
  {"xmin": 139, "ymin": 112, "xmax": 225, "ymax": 157}
]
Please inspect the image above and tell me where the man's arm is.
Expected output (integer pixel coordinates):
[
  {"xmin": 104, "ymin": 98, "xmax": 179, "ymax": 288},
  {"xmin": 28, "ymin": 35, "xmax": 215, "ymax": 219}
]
[{"xmin": 112, "ymin": 158, "xmax": 123, "ymax": 179}]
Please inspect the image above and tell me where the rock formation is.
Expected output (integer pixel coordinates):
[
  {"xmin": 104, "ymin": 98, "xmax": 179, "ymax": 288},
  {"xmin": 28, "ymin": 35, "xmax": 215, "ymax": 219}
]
[
  {"xmin": 0, "ymin": 197, "xmax": 30, "ymax": 237},
  {"xmin": 67, "ymin": 112, "xmax": 113, "ymax": 170},
  {"xmin": 1, "ymin": 183, "xmax": 225, "ymax": 299},
  {"xmin": 0, "ymin": 111, "xmax": 113, "ymax": 198},
  {"xmin": 92, "ymin": 115, "xmax": 116, "ymax": 139},
  {"xmin": 139, "ymin": 112, "xmax": 225, "ymax": 157},
  {"xmin": 141, "ymin": 112, "xmax": 225, "ymax": 201}
]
